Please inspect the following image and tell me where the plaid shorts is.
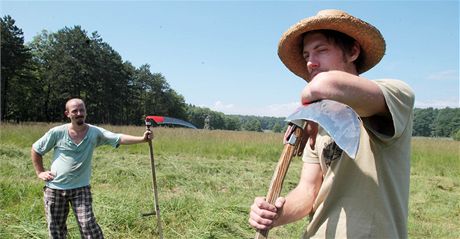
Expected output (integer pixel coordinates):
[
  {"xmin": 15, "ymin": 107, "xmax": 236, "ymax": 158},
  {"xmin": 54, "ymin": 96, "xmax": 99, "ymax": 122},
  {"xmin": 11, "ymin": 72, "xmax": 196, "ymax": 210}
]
[{"xmin": 44, "ymin": 186, "xmax": 104, "ymax": 239}]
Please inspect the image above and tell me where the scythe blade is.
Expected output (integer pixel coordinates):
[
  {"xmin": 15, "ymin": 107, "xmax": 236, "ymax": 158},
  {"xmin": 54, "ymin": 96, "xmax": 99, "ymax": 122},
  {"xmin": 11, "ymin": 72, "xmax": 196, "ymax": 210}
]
[{"xmin": 285, "ymin": 100, "xmax": 361, "ymax": 159}]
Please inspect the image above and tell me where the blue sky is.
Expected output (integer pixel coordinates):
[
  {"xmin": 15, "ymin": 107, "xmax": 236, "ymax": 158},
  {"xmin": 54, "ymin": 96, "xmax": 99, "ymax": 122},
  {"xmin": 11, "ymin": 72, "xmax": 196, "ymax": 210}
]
[{"xmin": 2, "ymin": 0, "xmax": 459, "ymax": 117}]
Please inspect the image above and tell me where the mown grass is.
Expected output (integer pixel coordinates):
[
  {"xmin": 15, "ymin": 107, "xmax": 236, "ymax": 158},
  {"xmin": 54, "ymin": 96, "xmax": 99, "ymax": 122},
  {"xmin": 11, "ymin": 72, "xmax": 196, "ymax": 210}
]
[
  {"xmin": 0, "ymin": 123, "xmax": 459, "ymax": 238},
  {"xmin": 409, "ymin": 137, "xmax": 460, "ymax": 238}
]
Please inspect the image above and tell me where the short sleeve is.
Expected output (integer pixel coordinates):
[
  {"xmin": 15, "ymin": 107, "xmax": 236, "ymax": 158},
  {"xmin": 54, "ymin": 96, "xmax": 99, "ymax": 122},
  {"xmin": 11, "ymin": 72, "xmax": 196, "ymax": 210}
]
[
  {"xmin": 32, "ymin": 128, "xmax": 59, "ymax": 156},
  {"xmin": 365, "ymin": 79, "xmax": 415, "ymax": 141},
  {"xmin": 94, "ymin": 126, "xmax": 121, "ymax": 148},
  {"xmin": 302, "ymin": 138, "xmax": 320, "ymax": 164}
]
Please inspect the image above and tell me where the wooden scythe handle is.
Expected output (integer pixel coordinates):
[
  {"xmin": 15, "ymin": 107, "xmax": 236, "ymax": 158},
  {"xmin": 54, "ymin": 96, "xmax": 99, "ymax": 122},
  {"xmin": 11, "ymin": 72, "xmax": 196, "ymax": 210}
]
[
  {"xmin": 145, "ymin": 123, "xmax": 164, "ymax": 239},
  {"xmin": 255, "ymin": 125, "xmax": 304, "ymax": 239}
]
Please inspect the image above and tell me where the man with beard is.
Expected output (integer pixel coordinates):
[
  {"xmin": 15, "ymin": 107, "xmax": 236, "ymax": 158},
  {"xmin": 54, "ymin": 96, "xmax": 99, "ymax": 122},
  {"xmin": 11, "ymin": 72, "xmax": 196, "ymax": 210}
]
[
  {"xmin": 249, "ymin": 9, "xmax": 414, "ymax": 238},
  {"xmin": 31, "ymin": 98, "xmax": 152, "ymax": 239}
]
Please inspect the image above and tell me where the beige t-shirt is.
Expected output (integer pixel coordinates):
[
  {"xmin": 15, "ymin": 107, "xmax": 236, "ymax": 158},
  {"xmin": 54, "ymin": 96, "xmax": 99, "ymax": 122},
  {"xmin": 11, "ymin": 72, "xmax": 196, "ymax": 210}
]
[{"xmin": 302, "ymin": 79, "xmax": 414, "ymax": 238}]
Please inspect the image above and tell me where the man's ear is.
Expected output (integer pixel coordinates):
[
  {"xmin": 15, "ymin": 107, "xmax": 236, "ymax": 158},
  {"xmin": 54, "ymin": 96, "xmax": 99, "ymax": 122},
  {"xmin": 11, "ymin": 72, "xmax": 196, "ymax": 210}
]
[
  {"xmin": 64, "ymin": 111, "xmax": 69, "ymax": 117},
  {"xmin": 348, "ymin": 41, "xmax": 361, "ymax": 63}
]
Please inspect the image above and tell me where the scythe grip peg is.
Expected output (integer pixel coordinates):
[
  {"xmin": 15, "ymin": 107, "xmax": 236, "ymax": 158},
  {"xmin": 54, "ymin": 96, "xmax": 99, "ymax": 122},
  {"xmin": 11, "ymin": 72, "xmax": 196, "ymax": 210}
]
[
  {"xmin": 145, "ymin": 119, "xmax": 152, "ymax": 130},
  {"xmin": 285, "ymin": 123, "xmax": 307, "ymax": 157}
]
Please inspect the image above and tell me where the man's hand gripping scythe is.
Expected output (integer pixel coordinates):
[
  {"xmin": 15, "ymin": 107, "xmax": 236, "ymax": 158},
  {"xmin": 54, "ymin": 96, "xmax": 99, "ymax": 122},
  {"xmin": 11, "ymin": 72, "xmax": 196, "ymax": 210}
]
[{"xmin": 252, "ymin": 121, "xmax": 317, "ymax": 239}]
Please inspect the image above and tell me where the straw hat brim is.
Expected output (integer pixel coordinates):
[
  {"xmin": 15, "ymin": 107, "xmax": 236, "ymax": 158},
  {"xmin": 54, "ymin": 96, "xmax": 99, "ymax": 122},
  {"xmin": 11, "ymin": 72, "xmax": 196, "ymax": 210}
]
[{"xmin": 278, "ymin": 9, "xmax": 386, "ymax": 81}]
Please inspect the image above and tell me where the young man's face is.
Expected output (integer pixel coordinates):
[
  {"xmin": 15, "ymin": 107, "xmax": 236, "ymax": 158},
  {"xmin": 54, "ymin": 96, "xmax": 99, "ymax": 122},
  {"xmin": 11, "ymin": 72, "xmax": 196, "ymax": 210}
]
[
  {"xmin": 65, "ymin": 100, "xmax": 87, "ymax": 125},
  {"xmin": 302, "ymin": 32, "xmax": 358, "ymax": 82}
]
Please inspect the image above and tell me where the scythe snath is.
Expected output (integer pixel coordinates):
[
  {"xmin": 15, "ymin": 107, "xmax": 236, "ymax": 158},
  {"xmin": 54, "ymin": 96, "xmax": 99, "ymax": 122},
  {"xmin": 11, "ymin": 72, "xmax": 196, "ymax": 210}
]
[
  {"xmin": 254, "ymin": 123, "xmax": 307, "ymax": 239},
  {"xmin": 143, "ymin": 117, "xmax": 164, "ymax": 239}
]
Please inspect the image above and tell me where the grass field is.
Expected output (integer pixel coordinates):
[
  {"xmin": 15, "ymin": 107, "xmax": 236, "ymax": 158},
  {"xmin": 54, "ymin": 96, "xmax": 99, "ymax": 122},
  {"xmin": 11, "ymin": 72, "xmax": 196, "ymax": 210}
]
[{"xmin": 0, "ymin": 123, "xmax": 459, "ymax": 238}]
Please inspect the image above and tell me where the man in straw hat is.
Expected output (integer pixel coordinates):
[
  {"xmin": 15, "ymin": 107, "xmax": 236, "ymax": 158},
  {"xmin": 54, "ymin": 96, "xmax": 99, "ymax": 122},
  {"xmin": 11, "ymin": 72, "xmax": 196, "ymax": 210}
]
[{"xmin": 249, "ymin": 9, "xmax": 414, "ymax": 238}]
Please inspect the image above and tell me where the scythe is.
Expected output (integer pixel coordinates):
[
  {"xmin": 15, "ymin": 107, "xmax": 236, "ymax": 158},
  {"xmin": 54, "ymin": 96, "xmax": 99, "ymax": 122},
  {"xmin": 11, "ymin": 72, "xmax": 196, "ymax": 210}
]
[
  {"xmin": 143, "ymin": 116, "xmax": 164, "ymax": 239},
  {"xmin": 254, "ymin": 100, "xmax": 360, "ymax": 238}
]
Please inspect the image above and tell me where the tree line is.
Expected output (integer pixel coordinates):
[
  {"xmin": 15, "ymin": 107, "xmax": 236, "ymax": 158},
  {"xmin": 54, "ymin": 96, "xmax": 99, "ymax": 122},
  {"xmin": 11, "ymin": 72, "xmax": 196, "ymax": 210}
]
[
  {"xmin": 413, "ymin": 107, "xmax": 460, "ymax": 139},
  {"xmin": 1, "ymin": 15, "xmax": 188, "ymax": 125},
  {"xmin": 1, "ymin": 15, "xmax": 459, "ymax": 137},
  {"xmin": 0, "ymin": 15, "xmax": 287, "ymax": 132}
]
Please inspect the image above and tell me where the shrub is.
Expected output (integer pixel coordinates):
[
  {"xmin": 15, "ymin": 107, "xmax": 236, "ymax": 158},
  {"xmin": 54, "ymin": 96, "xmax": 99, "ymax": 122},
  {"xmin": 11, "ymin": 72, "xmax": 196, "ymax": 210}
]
[{"xmin": 453, "ymin": 128, "xmax": 460, "ymax": 141}]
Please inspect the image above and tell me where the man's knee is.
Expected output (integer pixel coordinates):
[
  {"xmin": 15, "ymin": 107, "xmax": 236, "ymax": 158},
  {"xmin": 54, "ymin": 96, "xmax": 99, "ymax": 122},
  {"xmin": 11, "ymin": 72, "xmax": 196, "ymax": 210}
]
[{"xmin": 79, "ymin": 217, "xmax": 104, "ymax": 239}]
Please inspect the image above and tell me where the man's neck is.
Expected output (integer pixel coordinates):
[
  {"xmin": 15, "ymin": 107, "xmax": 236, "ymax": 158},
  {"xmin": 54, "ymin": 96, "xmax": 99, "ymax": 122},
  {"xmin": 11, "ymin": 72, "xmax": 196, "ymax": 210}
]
[
  {"xmin": 67, "ymin": 122, "xmax": 88, "ymax": 144},
  {"xmin": 69, "ymin": 122, "xmax": 88, "ymax": 132}
]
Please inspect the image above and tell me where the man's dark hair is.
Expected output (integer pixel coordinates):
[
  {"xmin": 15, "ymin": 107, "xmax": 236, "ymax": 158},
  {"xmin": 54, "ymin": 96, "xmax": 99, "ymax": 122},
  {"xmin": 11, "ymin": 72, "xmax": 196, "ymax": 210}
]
[{"xmin": 303, "ymin": 29, "xmax": 363, "ymax": 71}]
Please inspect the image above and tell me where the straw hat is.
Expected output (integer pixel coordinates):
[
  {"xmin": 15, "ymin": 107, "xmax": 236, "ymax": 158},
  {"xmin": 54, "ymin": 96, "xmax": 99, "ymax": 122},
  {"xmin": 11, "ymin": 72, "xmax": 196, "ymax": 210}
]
[{"xmin": 278, "ymin": 9, "xmax": 386, "ymax": 81}]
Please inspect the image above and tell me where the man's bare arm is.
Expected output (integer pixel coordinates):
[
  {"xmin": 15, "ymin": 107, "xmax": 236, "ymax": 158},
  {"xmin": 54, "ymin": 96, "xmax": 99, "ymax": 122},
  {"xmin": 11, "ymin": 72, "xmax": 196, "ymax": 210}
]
[
  {"xmin": 273, "ymin": 162, "xmax": 323, "ymax": 227},
  {"xmin": 249, "ymin": 162, "xmax": 323, "ymax": 230},
  {"xmin": 31, "ymin": 149, "xmax": 54, "ymax": 181},
  {"xmin": 301, "ymin": 70, "xmax": 388, "ymax": 117},
  {"xmin": 119, "ymin": 130, "xmax": 152, "ymax": 145}
]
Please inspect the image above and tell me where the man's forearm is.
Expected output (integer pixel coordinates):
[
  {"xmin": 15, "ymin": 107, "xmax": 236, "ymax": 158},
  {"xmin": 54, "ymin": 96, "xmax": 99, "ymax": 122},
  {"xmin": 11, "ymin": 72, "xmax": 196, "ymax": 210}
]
[
  {"xmin": 274, "ymin": 162, "xmax": 322, "ymax": 227},
  {"xmin": 31, "ymin": 148, "xmax": 45, "ymax": 176},
  {"xmin": 273, "ymin": 187, "xmax": 315, "ymax": 227},
  {"xmin": 302, "ymin": 71, "xmax": 387, "ymax": 117},
  {"xmin": 119, "ymin": 134, "xmax": 146, "ymax": 145}
]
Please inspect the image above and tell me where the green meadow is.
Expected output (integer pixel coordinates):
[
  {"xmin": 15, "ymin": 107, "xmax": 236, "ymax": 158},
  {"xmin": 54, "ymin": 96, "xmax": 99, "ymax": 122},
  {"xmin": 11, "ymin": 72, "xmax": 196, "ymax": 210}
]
[{"xmin": 1, "ymin": 123, "xmax": 459, "ymax": 238}]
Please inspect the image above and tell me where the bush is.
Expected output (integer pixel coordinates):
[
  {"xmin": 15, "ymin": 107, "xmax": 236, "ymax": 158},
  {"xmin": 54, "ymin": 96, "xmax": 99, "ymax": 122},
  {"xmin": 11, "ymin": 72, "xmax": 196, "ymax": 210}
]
[{"xmin": 453, "ymin": 129, "xmax": 460, "ymax": 141}]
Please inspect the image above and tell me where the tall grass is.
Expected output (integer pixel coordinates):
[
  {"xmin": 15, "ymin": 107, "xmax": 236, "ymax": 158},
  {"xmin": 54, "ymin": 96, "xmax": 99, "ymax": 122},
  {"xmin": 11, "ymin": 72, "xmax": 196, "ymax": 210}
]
[
  {"xmin": 409, "ymin": 137, "xmax": 459, "ymax": 238},
  {"xmin": 1, "ymin": 124, "xmax": 459, "ymax": 238}
]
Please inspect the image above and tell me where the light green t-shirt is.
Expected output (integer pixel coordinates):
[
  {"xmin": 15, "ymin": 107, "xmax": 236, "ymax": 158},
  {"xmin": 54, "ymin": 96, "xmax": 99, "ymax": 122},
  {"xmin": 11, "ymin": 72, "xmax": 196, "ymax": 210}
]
[
  {"xmin": 302, "ymin": 79, "xmax": 414, "ymax": 238},
  {"xmin": 32, "ymin": 124, "xmax": 121, "ymax": 190}
]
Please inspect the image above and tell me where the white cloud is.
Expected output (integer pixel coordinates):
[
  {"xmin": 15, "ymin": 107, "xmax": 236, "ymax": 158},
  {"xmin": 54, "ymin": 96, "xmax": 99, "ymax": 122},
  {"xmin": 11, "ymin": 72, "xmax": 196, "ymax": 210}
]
[
  {"xmin": 213, "ymin": 101, "xmax": 235, "ymax": 109},
  {"xmin": 415, "ymin": 99, "xmax": 459, "ymax": 108},
  {"xmin": 426, "ymin": 70, "xmax": 458, "ymax": 81},
  {"xmin": 208, "ymin": 101, "xmax": 301, "ymax": 117}
]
